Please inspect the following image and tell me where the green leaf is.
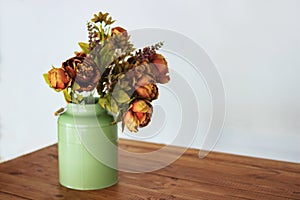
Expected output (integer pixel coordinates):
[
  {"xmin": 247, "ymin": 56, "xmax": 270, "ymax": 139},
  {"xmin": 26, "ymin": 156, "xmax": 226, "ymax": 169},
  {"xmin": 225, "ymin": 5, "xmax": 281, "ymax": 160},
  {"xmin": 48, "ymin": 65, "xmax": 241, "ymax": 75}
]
[
  {"xmin": 112, "ymin": 90, "xmax": 130, "ymax": 103},
  {"xmin": 119, "ymin": 80, "xmax": 129, "ymax": 89},
  {"xmin": 105, "ymin": 101, "xmax": 112, "ymax": 112},
  {"xmin": 78, "ymin": 42, "xmax": 90, "ymax": 54},
  {"xmin": 99, "ymin": 44, "xmax": 109, "ymax": 56},
  {"xmin": 105, "ymin": 95, "xmax": 112, "ymax": 112},
  {"xmin": 98, "ymin": 97, "xmax": 107, "ymax": 108},
  {"xmin": 110, "ymin": 97, "xmax": 119, "ymax": 114},
  {"xmin": 72, "ymin": 82, "xmax": 81, "ymax": 91},
  {"xmin": 63, "ymin": 89, "xmax": 72, "ymax": 103},
  {"xmin": 43, "ymin": 73, "xmax": 51, "ymax": 86},
  {"xmin": 77, "ymin": 94, "xmax": 84, "ymax": 102}
]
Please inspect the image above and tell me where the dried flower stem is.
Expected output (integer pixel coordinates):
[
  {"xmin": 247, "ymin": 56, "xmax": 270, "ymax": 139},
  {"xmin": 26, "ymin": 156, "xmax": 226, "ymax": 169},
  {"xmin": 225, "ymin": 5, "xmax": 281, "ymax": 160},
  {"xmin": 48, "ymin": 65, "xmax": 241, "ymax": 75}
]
[{"xmin": 107, "ymin": 64, "xmax": 115, "ymax": 92}]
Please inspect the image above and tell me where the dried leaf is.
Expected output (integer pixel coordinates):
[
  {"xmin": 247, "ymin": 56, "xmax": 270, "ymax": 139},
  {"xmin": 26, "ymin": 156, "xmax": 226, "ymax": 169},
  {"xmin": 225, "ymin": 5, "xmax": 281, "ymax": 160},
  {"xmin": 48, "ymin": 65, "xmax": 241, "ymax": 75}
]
[
  {"xmin": 43, "ymin": 73, "xmax": 51, "ymax": 86},
  {"xmin": 110, "ymin": 97, "xmax": 119, "ymax": 114},
  {"xmin": 78, "ymin": 42, "xmax": 90, "ymax": 54}
]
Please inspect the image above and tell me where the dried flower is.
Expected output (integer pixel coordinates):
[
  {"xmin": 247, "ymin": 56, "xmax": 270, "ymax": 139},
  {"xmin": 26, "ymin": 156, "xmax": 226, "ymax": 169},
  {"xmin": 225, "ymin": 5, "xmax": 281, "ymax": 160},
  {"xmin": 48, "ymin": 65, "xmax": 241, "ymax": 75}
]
[
  {"xmin": 149, "ymin": 53, "xmax": 170, "ymax": 84},
  {"xmin": 135, "ymin": 42, "xmax": 164, "ymax": 63},
  {"xmin": 123, "ymin": 110, "xmax": 139, "ymax": 132},
  {"xmin": 91, "ymin": 12, "xmax": 115, "ymax": 25},
  {"xmin": 43, "ymin": 11, "xmax": 170, "ymax": 133},
  {"xmin": 112, "ymin": 27, "xmax": 128, "ymax": 37},
  {"xmin": 136, "ymin": 74, "xmax": 155, "ymax": 86},
  {"xmin": 48, "ymin": 68, "xmax": 71, "ymax": 91},
  {"xmin": 131, "ymin": 100, "xmax": 153, "ymax": 127},
  {"xmin": 123, "ymin": 100, "xmax": 153, "ymax": 132},
  {"xmin": 62, "ymin": 53, "xmax": 100, "ymax": 92},
  {"xmin": 135, "ymin": 83, "xmax": 158, "ymax": 101}
]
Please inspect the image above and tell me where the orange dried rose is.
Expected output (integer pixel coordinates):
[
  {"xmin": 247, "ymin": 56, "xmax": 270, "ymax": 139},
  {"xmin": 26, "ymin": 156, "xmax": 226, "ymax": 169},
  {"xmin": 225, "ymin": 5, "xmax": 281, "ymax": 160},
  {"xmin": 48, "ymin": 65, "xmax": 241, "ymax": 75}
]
[
  {"xmin": 123, "ymin": 100, "xmax": 153, "ymax": 132},
  {"xmin": 48, "ymin": 68, "xmax": 71, "ymax": 91},
  {"xmin": 149, "ymin": 53, "xmax": 170, "ymax": 84},
  {"xmin": 131, "ymin": 100, "xmax": 150, "ymax": 113},
  {"xmin": 123, "ymin": 110, "xmax": 139, "ymax": 132},
  {"xmin": 135, "ymin": 83, "xmax": 158, "ymax": 101},
  {"xmin": 132, "ymin": 100, "xmax": 153, "ymax": 127}
]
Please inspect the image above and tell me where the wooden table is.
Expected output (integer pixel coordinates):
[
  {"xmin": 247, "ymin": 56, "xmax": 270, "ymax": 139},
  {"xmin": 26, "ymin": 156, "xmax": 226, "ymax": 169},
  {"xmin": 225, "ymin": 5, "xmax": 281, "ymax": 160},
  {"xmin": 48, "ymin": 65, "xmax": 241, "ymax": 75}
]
[{"xmin": 0, "ymin": 139, "xmax": 299, "ymax": 200}]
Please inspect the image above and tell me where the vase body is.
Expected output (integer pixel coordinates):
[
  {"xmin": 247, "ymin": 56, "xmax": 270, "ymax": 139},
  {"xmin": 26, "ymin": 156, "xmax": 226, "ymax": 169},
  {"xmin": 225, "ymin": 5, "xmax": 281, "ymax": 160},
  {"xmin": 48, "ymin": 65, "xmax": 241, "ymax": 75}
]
[{"xmin": 57, "ymin": 103, "xmax": 118, "ymax": 190}]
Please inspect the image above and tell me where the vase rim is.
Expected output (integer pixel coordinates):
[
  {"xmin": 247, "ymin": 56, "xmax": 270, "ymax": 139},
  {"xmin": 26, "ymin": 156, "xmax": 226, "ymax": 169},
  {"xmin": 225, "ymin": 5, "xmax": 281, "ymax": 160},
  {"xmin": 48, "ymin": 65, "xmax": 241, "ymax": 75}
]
[{"xmin": 65, "ymin": 103, "xmax": 106, "ymax": 116}]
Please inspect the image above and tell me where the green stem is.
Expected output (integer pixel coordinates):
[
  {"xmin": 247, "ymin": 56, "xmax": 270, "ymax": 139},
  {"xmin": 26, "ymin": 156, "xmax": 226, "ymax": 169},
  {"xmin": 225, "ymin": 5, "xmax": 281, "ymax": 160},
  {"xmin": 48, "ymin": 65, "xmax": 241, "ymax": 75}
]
[{"xmin": 100, "ymin": 24, "xmax": 105, "ymax": 44}]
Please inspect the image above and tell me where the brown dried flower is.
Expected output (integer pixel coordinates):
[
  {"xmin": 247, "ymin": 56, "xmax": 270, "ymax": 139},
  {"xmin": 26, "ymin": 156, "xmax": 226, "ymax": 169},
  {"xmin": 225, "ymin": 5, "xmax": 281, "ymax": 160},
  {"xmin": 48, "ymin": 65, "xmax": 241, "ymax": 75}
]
[
  {"xmin": 112, "ymin": 27, "xmax": 128, "ymax": 37},
  {"xmin": 62, "ymin": 53, "xmax": 100, "ymax": 91},
  {"xmin": 123, "ymin": 100, "xmax": 153, "ymax": 132},
  {"xmin": 135, "ymin": 83, "xmax": 158, "ymax": 101},
  {"xmin": 149, "ymin": 53, "xmax": 170, "ymax": 84},
  {"xmin": 48, "ymin": 68, "xmax": 71, "ymax": 91}
]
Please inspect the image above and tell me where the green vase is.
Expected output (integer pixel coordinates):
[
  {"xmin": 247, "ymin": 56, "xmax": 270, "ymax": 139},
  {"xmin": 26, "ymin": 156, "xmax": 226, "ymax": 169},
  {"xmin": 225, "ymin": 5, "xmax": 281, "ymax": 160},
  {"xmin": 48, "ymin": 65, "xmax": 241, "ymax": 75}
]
[{"xmin": 57, "ymin": 103, "xmax": 118, "ymax": 190}]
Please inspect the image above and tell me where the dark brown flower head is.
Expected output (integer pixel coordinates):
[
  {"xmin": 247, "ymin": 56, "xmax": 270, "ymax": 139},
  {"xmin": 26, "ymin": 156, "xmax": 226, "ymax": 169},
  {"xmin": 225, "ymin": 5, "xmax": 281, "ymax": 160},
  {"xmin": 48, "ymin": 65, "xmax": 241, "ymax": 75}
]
[
  {"xmin": 62, "ymin": 53, "xmax": 100, "ymax": 92},
  {"xmin": 62, "ymin": 56, "xmax": 84, "ymax": 79}
]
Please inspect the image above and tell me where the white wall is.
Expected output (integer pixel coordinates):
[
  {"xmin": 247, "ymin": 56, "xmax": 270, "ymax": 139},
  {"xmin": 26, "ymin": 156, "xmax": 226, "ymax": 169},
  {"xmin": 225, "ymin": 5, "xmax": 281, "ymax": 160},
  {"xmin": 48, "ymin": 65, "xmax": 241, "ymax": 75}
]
[{"xmin": 0, "ymin": 0, "xmax": 299, "ymax": 163}]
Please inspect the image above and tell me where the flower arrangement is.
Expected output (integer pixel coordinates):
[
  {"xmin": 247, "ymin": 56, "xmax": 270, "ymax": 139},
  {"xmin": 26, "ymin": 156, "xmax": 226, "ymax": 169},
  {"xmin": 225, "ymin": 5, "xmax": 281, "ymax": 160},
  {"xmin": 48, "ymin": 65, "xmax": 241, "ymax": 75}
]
[{"xmin": 43, "ymin": 12, "xmax": 170, "ymax": 132}]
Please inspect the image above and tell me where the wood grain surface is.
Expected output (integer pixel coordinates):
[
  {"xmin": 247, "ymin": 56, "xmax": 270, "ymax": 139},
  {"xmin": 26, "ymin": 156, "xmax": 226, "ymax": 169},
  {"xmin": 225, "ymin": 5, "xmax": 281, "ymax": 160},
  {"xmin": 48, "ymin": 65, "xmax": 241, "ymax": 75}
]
[{"xmin": 0, "ymin": 139, "xmax": 299, "ymax": 200}]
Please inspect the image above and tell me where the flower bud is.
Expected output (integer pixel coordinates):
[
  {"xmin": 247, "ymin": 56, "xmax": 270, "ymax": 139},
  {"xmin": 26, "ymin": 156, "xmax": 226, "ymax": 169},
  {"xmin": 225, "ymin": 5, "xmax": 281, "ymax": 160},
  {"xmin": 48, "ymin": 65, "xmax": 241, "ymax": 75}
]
[{"xmin": 112, "ymin": 27, "xmax": 128, "ymax": 37}]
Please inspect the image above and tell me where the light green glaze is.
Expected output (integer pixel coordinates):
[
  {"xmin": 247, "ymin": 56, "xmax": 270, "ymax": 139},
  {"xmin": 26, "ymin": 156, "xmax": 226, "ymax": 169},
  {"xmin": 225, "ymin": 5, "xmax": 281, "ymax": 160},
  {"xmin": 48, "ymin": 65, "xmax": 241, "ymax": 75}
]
[{"xmin": 58, "ymin": 103, "xmax": 118, "ymax": 190}]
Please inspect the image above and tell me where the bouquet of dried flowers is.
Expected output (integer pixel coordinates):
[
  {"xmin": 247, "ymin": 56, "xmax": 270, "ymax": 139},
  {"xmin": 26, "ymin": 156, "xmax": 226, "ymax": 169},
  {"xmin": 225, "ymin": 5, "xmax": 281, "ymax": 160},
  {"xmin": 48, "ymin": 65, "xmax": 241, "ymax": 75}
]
[{"xmin": 43, "ymin": 12, "xmax": 170, "ymax": 132}]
